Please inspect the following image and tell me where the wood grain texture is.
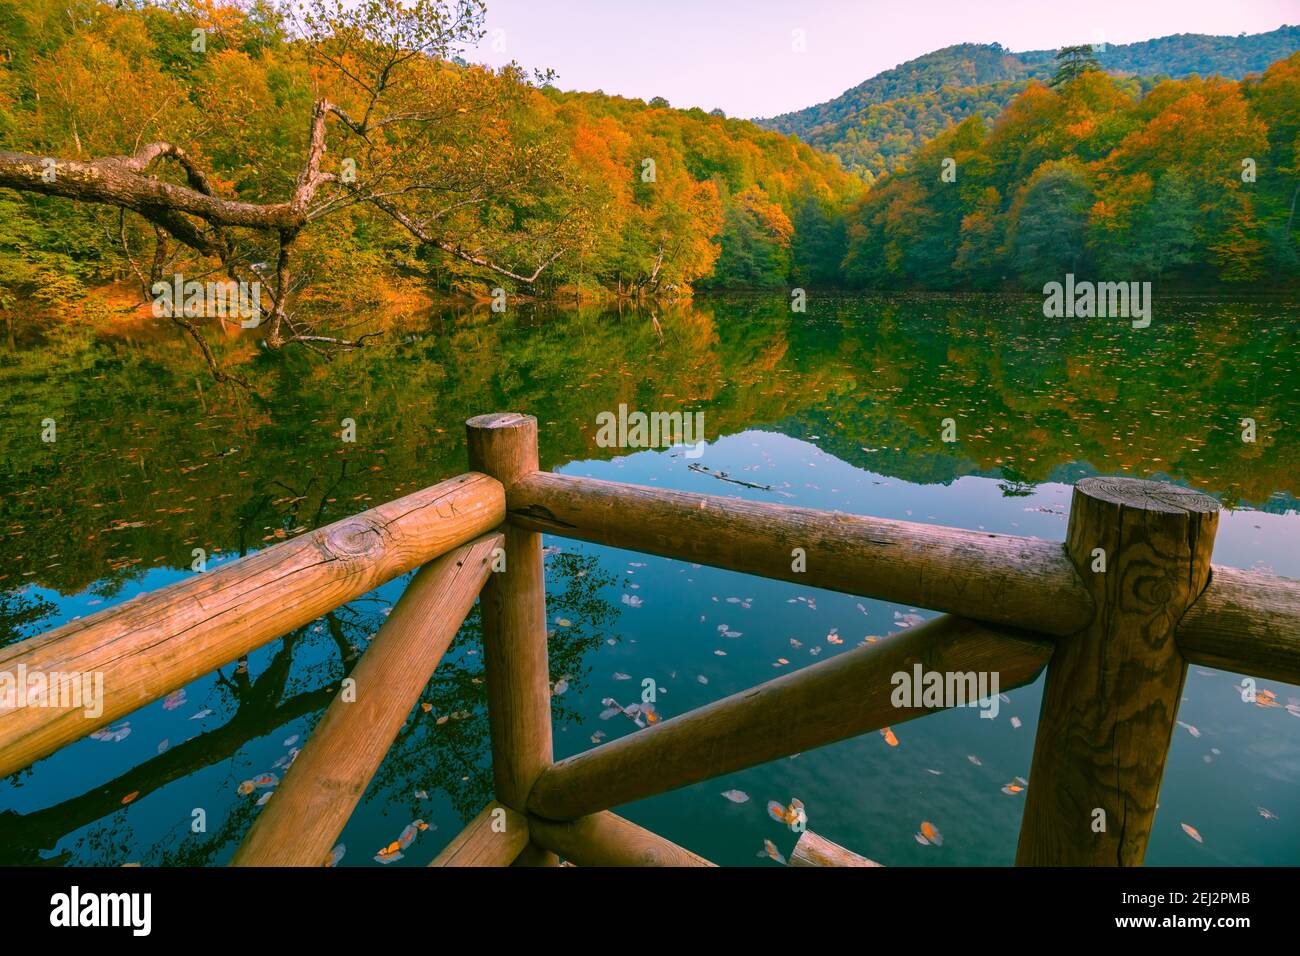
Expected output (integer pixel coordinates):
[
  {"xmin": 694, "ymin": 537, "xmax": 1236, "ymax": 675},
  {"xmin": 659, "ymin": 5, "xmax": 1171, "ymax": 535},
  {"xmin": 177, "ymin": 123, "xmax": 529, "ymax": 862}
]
[
  {"xmin": 507, "ymin": 472, "xmax": 1093, "ymax": 636},
  {"xmin": 528, "ymin": 811, "xmax": 715, "ymax": 866},
  {"xmin": 466, "ymin": 414, "xmax": 554, "ymax": 816},
  {"xmin": 428, "ymin": 801, "xmax": 530, "ymax": 866},
  {"xmin": 528, "ymin": 614, "xmax": 1053, "ymax": 821},
  {"xmin": 1016, "ymin": 477, "xmax": 1219, "ymax": 867},
  {"xmin": 0, "ymin": 473, "xmax": 504, "ymax": 778},
  {"xmin": 1177, "ymin": 565, "xmax": 1300, "ymax": 685},
  {"xmin": 230, "ymin": 533, "xmax": 501, "ymax": 867},
  {"xmin": 790, "ymin": 830, "xmax": 883, "ymax": 867}
]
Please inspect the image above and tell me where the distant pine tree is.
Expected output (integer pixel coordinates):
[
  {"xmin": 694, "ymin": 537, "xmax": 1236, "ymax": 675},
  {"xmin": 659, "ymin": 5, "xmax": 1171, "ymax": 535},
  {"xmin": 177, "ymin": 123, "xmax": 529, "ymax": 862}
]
[{"xmin": 1050, "ymin": 45, "xmax": 1101, "ymax": 87}]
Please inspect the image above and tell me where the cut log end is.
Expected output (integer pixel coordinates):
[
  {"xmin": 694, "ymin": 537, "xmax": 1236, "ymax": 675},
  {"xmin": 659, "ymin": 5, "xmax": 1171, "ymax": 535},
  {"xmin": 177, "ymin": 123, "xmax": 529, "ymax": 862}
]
[
  {"xmin": 790, "ymin": 830, "xmax": 883, "ymax": 867},
  {"xmin": 1074, "ymin": 476, "xmax": 1220, "ymax": 516},
  {"xmin": 466, "ymin": 411, "xmax": 536, "ymax": 432}
]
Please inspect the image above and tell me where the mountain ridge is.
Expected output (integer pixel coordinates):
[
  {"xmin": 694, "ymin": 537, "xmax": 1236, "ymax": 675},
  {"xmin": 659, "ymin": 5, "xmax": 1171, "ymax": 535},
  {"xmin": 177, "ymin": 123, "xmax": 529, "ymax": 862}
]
[{"xmin": 755, "ymin": 25, "xmax": 1300, "ymax": 179}]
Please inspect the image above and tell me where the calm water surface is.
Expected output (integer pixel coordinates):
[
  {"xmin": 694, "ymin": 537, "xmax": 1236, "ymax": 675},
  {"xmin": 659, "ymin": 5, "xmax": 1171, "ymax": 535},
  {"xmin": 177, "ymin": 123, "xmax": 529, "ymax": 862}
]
[{"xmin": 2, "ymin": 294, "xmax": 1297, "ymax": 866}]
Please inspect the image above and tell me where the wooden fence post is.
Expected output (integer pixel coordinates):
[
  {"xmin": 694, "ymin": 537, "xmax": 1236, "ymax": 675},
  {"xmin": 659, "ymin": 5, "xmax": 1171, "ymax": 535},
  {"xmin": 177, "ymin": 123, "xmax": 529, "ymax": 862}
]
[
  {"xmin": 466, "ymin": 413, "xmax": 556, "ymax": 865},
  {"xmin": 1016, "ymin": 477, "xmax": 1219, "ymax": 865}
]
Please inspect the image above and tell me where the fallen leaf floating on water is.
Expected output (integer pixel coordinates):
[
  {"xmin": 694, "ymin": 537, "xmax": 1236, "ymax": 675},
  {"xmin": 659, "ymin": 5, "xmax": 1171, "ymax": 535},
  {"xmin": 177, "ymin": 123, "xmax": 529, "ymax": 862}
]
[
  {"xmin": 237, "ymin": 780, "xmax": 255, "ymax": 796},
  {"xmin": 257, "ymin": 791, "xmax": 273, "ymax": 806},
  {"xmin": 767, "ymin": 798, "xmax": 805, "ymax": 827},
  {"xmin": 613, "ymin": 672, "xmax": 632, "ymax": 681},
  {"xmin": 283, "ymin": 735, "xmax": 299, "ymax": 747},
  {"xmin": 1010, "ymin": 717, "xmax": 1022, "ymax": 729},
  {"xmin": 967, "ymin": 755, "xmax": 982, "ymax": 766},
  {"xmin": 552, "ymin": 678, "xmax": 569, "ymax": 696},
  {"xmin": 189, "ymin": 709, "xmax": 213, "ymax": 721},
  {"xmin": 1181, "ymin": 823, "xmax": 1203, "ymax": 843},
  {"xmin": 252, "ymin": 773, "xmax": 278, "ymax": 788},
  {"xmin": 121, "ymin": 791, "xmax": 140, "ymax": 805},
  {"xmin": 918, "ymin": 821, "xmax": 943, "ymax": 846},
  {"xmin": 1001, "ymin": 783, "xmax": 1024, "ymax": 795},
  {"xmin": 555, "ymin": 618, "xmax": 572, "ymax": 628},
  {"xmin": 721, "ymin": 790, "xmax": 750, "ymax": 804},
  {"xmin": 762, "ymin": 839, "xmax": 787, "ymax": 864},
  {"xmin": 1176, "ymin": 720, "xmax": 1201, "ymax": 738},
  {"xmin": 880, "ymin": 726, "xmax": 899, "ymax": 747},
  {"xmin": 1258, "ymin": 807, "xmax": 1278, "ymax": 821},
  {"xmin": 325, "ymin": 844, "xmax": 346, "ymax": 867},
  {"xmin": 1255, "ymin": 689, "xmax": 1278, "ymax": 708},
  {"xmin": 398, "ymin": 821, "xmax": 424, "ymax": 850},
  {"xmin": 162, "ymin": 689, "xmax": 187, "ymax": 711},
  {"xmin": 621, "ymin": 594, "xmax": 643, "ymax": 608},
  {"xmin": 421, "ymin": 702, "xmax": 433, "ymax": 713},
  {"xmin": 156, "ymin": 739, "xmax": 169, "ymax": 754},
  {"xmin": 91, "ymin": 722, "xmax": 131, "ymax": 743}
]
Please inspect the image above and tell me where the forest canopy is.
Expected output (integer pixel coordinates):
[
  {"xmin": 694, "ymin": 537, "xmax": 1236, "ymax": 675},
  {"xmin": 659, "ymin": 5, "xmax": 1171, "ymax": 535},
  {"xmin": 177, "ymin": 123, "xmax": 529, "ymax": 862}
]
[
  {"xmin": 1, "ymin": 0, "xmax": 1298, "ymax": 366},
  {"xmin": 0, "ymin": 0, "xmax": 857, "ymax": 364},
  {"xmin": 840, "ymin": 56, "xmax": 1300, "ymax": 289}
]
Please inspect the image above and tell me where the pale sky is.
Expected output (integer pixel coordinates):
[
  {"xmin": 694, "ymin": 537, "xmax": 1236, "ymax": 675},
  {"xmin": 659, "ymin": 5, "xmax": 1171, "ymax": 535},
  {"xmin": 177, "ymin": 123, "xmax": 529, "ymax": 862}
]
[{"xmin": 464, "ymin": 0, "xmax": 1298, "ymax": 118}]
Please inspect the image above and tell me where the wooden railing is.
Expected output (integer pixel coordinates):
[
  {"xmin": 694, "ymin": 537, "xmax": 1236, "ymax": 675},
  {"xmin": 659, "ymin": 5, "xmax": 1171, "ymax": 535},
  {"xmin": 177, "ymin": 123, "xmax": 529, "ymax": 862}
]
[{"xmin": 2, "ymin": 412, "xmax": 1297, "ymax": 867}]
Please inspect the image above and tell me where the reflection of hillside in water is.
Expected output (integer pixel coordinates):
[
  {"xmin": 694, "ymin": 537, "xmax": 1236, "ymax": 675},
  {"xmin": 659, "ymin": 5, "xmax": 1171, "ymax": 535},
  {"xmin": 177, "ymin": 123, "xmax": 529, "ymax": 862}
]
[{"xmin": 2, "ymin": 295, "xmax": 1295, "ymax": 605}]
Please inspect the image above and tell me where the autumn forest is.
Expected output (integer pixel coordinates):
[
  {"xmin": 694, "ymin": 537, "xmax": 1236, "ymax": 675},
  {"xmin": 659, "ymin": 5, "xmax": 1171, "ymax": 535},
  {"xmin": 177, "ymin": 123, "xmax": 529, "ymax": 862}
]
[{"xmin": 2, "ymin": 0, "xmax": 1298, "ymax": 358}]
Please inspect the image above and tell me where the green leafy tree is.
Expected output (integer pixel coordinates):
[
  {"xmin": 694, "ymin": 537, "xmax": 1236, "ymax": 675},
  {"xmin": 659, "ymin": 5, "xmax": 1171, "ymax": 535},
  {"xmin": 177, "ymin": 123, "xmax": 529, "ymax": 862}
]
[
  {"xmin": 1050, "ymin": 45, "xmax": 1101, "ymax": 88},
  {"xmin": 1008, "ymin": 159, "xmax": 1092, "ymax": 282}
]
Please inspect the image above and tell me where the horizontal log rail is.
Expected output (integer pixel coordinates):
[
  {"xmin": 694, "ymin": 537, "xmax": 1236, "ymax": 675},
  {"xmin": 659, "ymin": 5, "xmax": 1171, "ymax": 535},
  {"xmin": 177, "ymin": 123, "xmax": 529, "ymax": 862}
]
[
  {"xmin": 0, "ymin": 472, "xmax": 504, "ymax": 778},
  {"xmin": 1176, "ymin": 565, "xmax": 1300, "ymax": 686},
  {"xmin": 232, "ymin": 533, "xmax": 503, "ymax": 867},
  {"xmin": 506, "ymin": 471, "xmax": 1094, "ymax": 637},
  {"xmin": 527, "ymin": 614, "xmax": 1053, "ymax": 821}
]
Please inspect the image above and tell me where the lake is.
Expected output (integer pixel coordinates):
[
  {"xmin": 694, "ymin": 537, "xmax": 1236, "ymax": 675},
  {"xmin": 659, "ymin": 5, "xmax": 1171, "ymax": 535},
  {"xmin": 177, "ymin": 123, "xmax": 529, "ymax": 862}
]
[{"xmin": 2, "ymin": 293, "xmax": 1297, "ymax": 866}]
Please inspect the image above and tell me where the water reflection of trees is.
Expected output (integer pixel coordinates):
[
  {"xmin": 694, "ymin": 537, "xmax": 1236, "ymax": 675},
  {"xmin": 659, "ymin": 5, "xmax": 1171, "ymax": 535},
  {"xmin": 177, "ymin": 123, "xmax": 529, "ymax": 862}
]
[{"xmin": 3, "ymin": 298, "xmax": 1295, "ymax": 601}]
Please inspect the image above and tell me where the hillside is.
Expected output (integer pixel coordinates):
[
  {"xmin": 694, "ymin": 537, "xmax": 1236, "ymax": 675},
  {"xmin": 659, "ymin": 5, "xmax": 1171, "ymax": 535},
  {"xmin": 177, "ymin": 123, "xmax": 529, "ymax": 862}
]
[
  {"xmin": 757, "ymin": 25, "xmax": 1300, "ymax": 179},
  {"xmin": 0, "ymin": 0, "xmax": 860, "ymax": 329},
  {"xmin": 838, "ymin": 56, "xmax": 1300, "ymax": 290}
]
